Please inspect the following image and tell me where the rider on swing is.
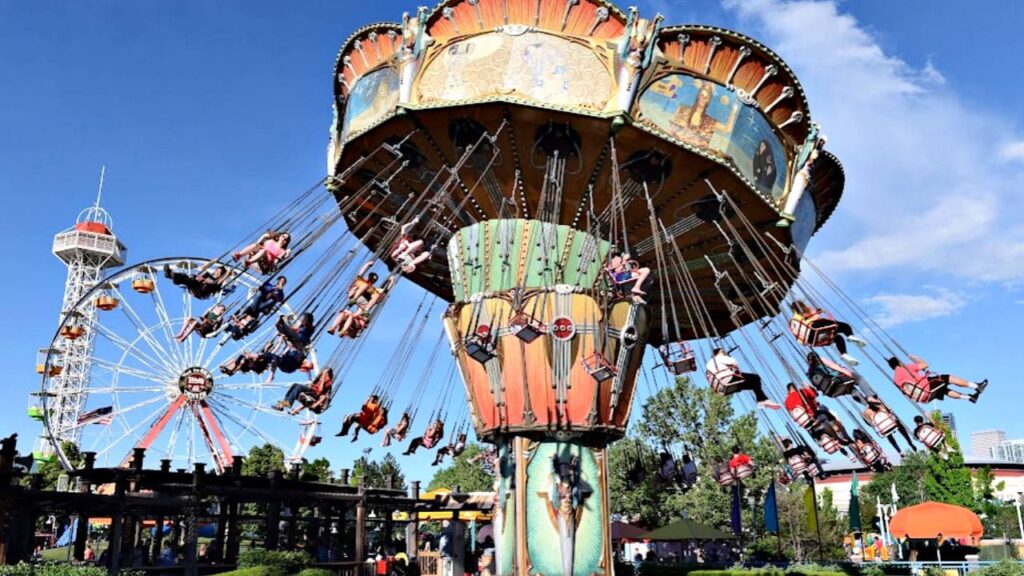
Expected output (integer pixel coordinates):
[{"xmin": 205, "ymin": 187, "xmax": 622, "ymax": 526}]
[
  {"xmin": 404, "ymin": 418, "xmax": 445, "ymax": 455},
  {"xmin": 390, "ymin": 216, "xmax": 431, "ymax": 273},
  {"xmin": 432, "ymin": 432, "xmax": 468, "ymax": 466},
  {"xmin": 705, "ymin": 348, "xmax": 782, "ymax": 410},
  {"xmin": 274, "ymin": 368, "xmax": 334, "ymax": 414},
  {"xmin": 328, "ymin": 261, "xmax": 396, "ymax": 338},
  {"xmin": 861, "ymin": 394, "xmax": 917, "ymax": 454},
  {"xmin": 382, "ymin": 412, "xmax": 411, "ymax": 448},
  {"xmin": 888, "ymin": 355, "xmax": 987, "ymax": 403},
  {"xmin": 789, "ymin": 300, "xmax": 867, "ymax": 365},
  {"xmin": 335, "ymin": 395, "xmax": 388, "ymax": 442},
  {"xmin": 606, "ymin": 246, "xmax": 651, "ymax": 304}
]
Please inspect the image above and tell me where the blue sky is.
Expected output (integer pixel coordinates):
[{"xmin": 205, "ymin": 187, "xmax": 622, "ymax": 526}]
[{"xmin": 2, "ymin": 0, "xmax": 1023, "ymax": 484}]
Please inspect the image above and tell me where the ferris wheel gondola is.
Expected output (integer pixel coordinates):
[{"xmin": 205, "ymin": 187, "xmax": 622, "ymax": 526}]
[{"xmin": 40, "ymin": 257, "xmax": 320, "ymax": 473}]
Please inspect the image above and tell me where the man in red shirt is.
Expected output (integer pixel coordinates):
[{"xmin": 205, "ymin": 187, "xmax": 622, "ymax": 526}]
[
  {"xmin": 887, "ymin": 355, "xmax": 986, "ymax": 403},
  {"xmin": 728, "ymin": 446, "xmax": 753, "ymax": 474},
  {"xmin": 784, "ymin": 382, "xmax": 819, "ymax": 414}
]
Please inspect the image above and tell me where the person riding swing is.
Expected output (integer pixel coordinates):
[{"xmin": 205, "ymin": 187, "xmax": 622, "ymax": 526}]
[
  {"xmin": 888, "ymin": 355, "xmax": 987, "ymax": 404},
  {"xmin": 781, "ymin": 438, "xmax": 820, "ymax": 479},
  {"xmin": 728, "ymin": 446, "xmax": 755, "ymax": 480},
  {"xmin": 165, "ymin": 260, "xmax": 230, "ymax": 300},
  {"xmin": 788, "ymin": 300, "xmax": 867, "ymax": 365},
  {"xmin": 335, "ymin": 395, "xmax": 388, "ymax": 442},
  {"xmin": 851, "ymin": 428, "xmax": 889, "ymax": 472},
  {"xmin": 274, "ymin": 368, "xmax": 334, "ymax": 414},
  {"xmin": 810, "ymin": 405, "xmax": 854, "ymax": 455},
  {"xmin": 328, "ymin": 261, "xmax": 396, "ymax": 338},
  {"xmin": 705, "ymin": 348, "xmax": 781, "ymax": 409},
  {"xmin": 404, "ymin": 418, "xmax": 445, "ymax": 455},
  {"xmin": 605, "ymin": 246, "xmax": 651, "ymax": 304},
  {"xmin": 175, "ymin": 304, "xmax": 227, "ymax": 342},
  {"xmin": 861, "ymin": 394, "xmax": 917, "ymax": 454},
  {"xmin": 382, "ymin": 412, "xmax": 411, "ymax": 448},
  {"xmin": 913, "ymin": 415, "xmax": 949, "ymax": 458},
  {"xmin": 806, "ymin": 352, "xmax": 858, "ymax": 398},
  {"xmin": 784, "ymin": 382, "xmax": 820, "ymax": 428},
  {"xmin": 390, "ymin": 216, "xmax": 431, "ymax": 273},
  {"xmin": 432, "ymin": 432, "xmax": 467, "ymax": 466}
]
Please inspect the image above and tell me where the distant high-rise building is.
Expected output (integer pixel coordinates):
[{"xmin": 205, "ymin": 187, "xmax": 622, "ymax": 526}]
[
  {"xmin": 941, "ymin": 413, "xmax": 957, "ymax": 439},
  {"xmin": 990, "ymin": 440, "xmax": 1024, "ymax": 464},
  {"xmin": 971, "ymin": 430, "xmax": 1006, "ymax": 458}
]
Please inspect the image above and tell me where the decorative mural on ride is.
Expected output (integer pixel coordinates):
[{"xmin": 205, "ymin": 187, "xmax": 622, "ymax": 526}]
[
  {"xmin": 340, "ymin": 67, "xmax": 400, "ymax": 143},
  {"xmin": 637, "ymin": 73, "xmax": 788, "ymax": 200},
  {"xmin": 417, "ymin": 31, "xmax": 613, "ymax": 110}
]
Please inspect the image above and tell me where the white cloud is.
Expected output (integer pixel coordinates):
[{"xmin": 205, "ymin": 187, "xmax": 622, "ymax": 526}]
[
  {"xmin": 1000, "ymin": 141, "xmax": 1024, "ymax": 163},
  {"xmin": 721, "ymin": 0, "xmax": 1024, "ymax": 283},
  {"xmin": 864, "ymin": 288, "xmax": 968, "ymax": 328}
]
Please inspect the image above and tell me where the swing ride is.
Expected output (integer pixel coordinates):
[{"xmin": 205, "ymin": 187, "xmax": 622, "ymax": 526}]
[{"xmin": 30, "ymin": 1, "xmax": 990, "ymax": 575}]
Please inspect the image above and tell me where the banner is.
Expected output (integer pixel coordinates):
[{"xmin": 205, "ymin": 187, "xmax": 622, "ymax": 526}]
[
  {"xmin": 731, "ymin": 484, "xmax": 742, "ymax": 535},
  {"xmin": 764, "ymin": 482, "xmax": 779, "ymax": 534},
  {"xmin": 804, "ymin": 486, "xmax": 818, "ymax": 533},
  {"xmin": 849, "ymin": 472, "xmax": 862, "ymax": 533}
]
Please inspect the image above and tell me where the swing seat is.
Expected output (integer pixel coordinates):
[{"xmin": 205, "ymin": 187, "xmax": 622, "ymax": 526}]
[
  {"xmin": 811, "ymin": 372, "xmax": 856, "ymax": 397},
  {"xmin": 309, "ymin": 435, "xmax": 322, "ymax": 447},
  {"xmin": 95, "ymin": 296, "xmax": 119, "ymax": 311},
  {"xmin": 60, "ymin": 325, "xmax": 85, "ymax": 340},
  {"xmin": 789, "ymin": 405, "xmax": 814, "ymax": 429},
  {"xmin": 606, "ymin": 261, "xmax": 640, "ymax": 291},
  {"xmin": 899, "ymin": 376, "xmax": 934, "ymax": 403},
  {"xmin": 508, "ymin": 312, "xmax": 546, "ymax": 344},
  {"xmin": 713, "ymin": 465, "xmax": 737, "ymax": 487},
  {"xmin": 789, "ymin": 313, "xmax": 837, "ymax": 346},
  {"xmin": 297, "ymin": 393, "xmax": 329, "ymax": 414},
  {"xmin": 916, "ymin": 426, "xmax": 945, "ymax": 449},
  {"xmin": 871, "ymin": 412, "xmax": 899, "ymax": 436},
  {"xmin": 786, "ymin": 454, "xmax": 809, "ymax": 476},
  {"xmin": 582, "ymin": 352, "xmax": 617, "ymax": 382},
  {"xmin": 860, "ymin": 443, "xmax": 881, "ymax": 465},
  {"xmin": 816, "ymin": 434, "xmax": 842, "ymax": 454},
  {"xmin": 659, "ymin": 342, "xmax": 697, "ymax": 375},
  {"xmin": 706, "ymin": 367, "xmax": 744, "ymax": 395},
  {"xmin": 132, "ymin": 278, "xmax": 156, "ymax": 294},
  {"xmin": 465, "ymin": 333, "xmax": 496, "ymax": 365},
  {"xmin": 732, "ymin": 462, "xmax": 755, "ymax": 480}
]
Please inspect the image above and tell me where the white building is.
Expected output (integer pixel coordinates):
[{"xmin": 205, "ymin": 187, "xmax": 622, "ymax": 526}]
[
  {"xmin": 992, "ymin": 440, "xmax": 1024, "ymax": 464},
  {"xmin": 971, "ymin": 430, "xmax": 1007, "ymax": 459}
]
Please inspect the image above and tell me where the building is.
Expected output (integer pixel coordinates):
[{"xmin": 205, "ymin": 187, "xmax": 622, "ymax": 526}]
[
  {"xmin": 992, "ymin": 439, "xmax": 1024, "ymax": 464},
  {"xmin": 971, "ymin": 429, "xmax": 1006, "ymax": 459},
  {"xmin": 941, "ymin": 413, "xmax": 957, "ymax": 440},
  {"xmin": 816, "ymin": 457, "xmax": 1024, "ymax": 516}
]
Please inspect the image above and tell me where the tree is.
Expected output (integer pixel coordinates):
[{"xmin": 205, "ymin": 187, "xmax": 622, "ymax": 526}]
[
  {"xmin": 33, "ymin": 441, "xmax": 82, "ymax": 489},
  {"xmin": 302, "ymin": 457, "xmax": 333, "ymax": 482},
  {"xmin": 351, "ymin": 453, "xmax": 407, "ymax": 489},
  {"xmin": 774, "ymin": 486, "xmax": 846, "ymax": 562},
  {"xmin": 859, "ymin": 450, "xmax": 930, "ymax": 529},
  {"xmin": 243, "ymin": 443, "xmax": 286, "ymax": 477},
  {"xmin": 428, "ymin": 443, "xmax": 493, "ymax": 492},
  {"xmin": 923, "ymin": 412, "xmax": 974, "ymax": 508}
]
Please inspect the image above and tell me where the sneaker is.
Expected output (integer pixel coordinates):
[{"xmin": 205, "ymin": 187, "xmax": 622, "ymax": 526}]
[
  {"xmin": 840, "ymin": 353, "xmax": 860, "ymax": 366},
  {"xmin": 848, "ymin": 335, "xmax": 868, "ymax": 348},
  {"xmin": 976, "ymin": 379, "xmax": 989, "ymax": 395},
  {"xmin": 969, "ymin": 393, "xmax": 979, "ymax": 404},
  {"xmin": 271, "ymin": 401, "xmax": 286, "ymax": 411},
  {"xmin": 757, "ymin": 400, "xmax": 782, "ymax": 410}
]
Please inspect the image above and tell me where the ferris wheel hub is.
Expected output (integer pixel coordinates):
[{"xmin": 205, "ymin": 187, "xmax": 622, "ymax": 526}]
[{"xmin": 177, "ymin": 366, "xmax": 214, "ymax": 402}]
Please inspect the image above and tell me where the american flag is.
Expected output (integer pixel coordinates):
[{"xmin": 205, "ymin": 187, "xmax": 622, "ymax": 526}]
[{"xmin": 77, "ymin": 406, "xmax": 113, "ymax": 426}]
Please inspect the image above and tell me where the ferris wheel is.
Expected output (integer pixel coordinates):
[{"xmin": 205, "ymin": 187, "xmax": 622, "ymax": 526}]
[{"xmin": 37, "ymin": 257, "xmax": 322, "ymax": 474}]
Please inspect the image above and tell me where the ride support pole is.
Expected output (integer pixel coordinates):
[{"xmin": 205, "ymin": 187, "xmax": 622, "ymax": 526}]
[
  {"xmin": 265, "ymin": 470, "xmax": 282, "ymax": 550},
  {"xmin": 355, "ymin": 486, "xmax": 366, "ymax": 562}
]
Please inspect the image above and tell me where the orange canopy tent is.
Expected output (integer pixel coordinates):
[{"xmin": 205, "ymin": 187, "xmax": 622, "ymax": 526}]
[{"xmin": 888, "ymin": 502, "xmax": 984, "ymax": 541}]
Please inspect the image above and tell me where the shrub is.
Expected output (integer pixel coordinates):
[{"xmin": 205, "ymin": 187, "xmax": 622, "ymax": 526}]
[
  {"xmin": 295, "ymin": 569, "xmax": 334, "ymax": 576},
  {"xmin": 0, "ymin": 565, "xmax": 143, "ymax": 576},
  {"xmin": 973, "ymin": 561, "xmax": 1024, "ymax": 576},
  {"xmin": 237, "ymin": 550, "xmax": 311, "ymax": 574},
  {"xmin": 210, "ymin": 567, "xmax": 287, "ymax": 576}
]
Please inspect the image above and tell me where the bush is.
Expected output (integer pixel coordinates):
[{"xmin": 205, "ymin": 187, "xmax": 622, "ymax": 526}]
[
  {"xmin": 237, "ymin": 550, "xmax": 311, "ymax": 574},
  {"xmin": 973, "ymin": 561, "xmax": 1024, "ymax": 576},
  {"xmin": 0, "ymin": 564, "xmax": 143, "ymax": 576},
  {"xmin": 210, "ymin": 567, "xmax": 287, "ymax": 576},
  {"xmin": 295, "ymin": 569, "xmax": 334, "ymax": 576}
]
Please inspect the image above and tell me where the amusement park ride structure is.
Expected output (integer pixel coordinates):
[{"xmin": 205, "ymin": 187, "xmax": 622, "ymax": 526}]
[{"xmin": 28, "ymin": 1, "xmax": 982, "ymax": 575}]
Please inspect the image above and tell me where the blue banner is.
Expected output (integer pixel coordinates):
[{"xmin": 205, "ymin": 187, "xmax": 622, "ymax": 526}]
[
  {"xmin": 764, "ymin": 482, "xmax": 779, "ymax": 535},
  {"xmin": 731, "ymin": 484, "xmax": 742, "ymax": 535}
]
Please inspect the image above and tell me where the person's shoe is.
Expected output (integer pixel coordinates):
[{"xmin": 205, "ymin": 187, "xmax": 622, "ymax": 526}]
[
  {"xmin": 757, "ymin": 400, "xmax": 782, "ymax": 410},
  {"xmin": 163, "ymin": 265, "xmax": 173, "ymax": 279},
  {"xmin": 969, "ymin": 393, "xmax": 979, "ymax": 404},
  {"xmin": 334, "ymin": 430, "xmax": 347, "ymax": 437},
  {"xmin": 848, "ymin": 335, "xmax": 868, "ymax": 348},
  {"xmin": 840, "ymin": 353, "xmax": 860, "ymax": 366},
  {"xmin": 271, "ymin": 401, "xmax": 286, "ymax": 411},
  {"xmin": 976, "ymin": 379, "xmax": 989, "ymax": 395}
]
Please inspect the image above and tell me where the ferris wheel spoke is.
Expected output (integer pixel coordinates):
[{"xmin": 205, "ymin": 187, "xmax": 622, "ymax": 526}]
[
  {"xmin": 213, "ymin": 392, "xmax": 306, "ymax": 423},
  {"xmin": 89, "ymin": 314, "xmax": 176, "ymax": 380},
  {"xmin": 111, "ymin": 286, "xmax": 184, "ymax": 374},
  {"xmin": 87, "ymin": 384, "xmax": 169, "ymax": 395},
  {"xmin": 207, "ymin": 397, "xmax": 294, "ymax": 453},
  {"xmin": 92, "ymin": 357, "xmax": 172, "ymax": 386},
  {"xmin": 148, "ymin": 280, "xmax": 190, "ymax": 370},
  {"xmin": 59, "ymin": 394, "xmax": 169, "ymax": 437},
  {"xmin": 215, "ymin": 380, "xmax": 302, "ymax": 391},
  {"xmin": 162, "ymin": 406, "xmax": 188, "ymax": 461},
  {"xmin": 93, "ymin": 398, "xmax": 180, "ymax": 461},
  {"xmin": 182, "ymin": 287, "xmax": 194, "ymax": 365}
]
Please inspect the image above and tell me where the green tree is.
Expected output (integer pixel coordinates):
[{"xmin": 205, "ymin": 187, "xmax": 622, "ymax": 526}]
[
  {"xmin": 243, "ymin": 443, "xmax": 286, "ymax": 477},
  {"xmin": 302, "ymin": 457, "xmax": 332, "ymax": 482},
  {"xmin": 33, "ymin": 441, "xmax": 82, "ymax": 489},
  {"xmin": 860, "ymin": 450, "xmax": 930, "ymax": 529},
  {"xmin": 428, "ymin": 443, "xmax": 493, "ymax": 492},
  {"xmin": 923, "ymin": 412, "xmax": 974, "ymax": 508},
  {"xmin": 351, "ymin": 453, "xmax": 407, "ymax": 489},
  {"xmin": 775, "ymin": 486, "xmax": 846, "ymax": 561}
]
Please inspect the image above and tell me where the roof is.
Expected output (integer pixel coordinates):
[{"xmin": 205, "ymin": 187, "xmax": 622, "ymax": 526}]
[
  {"xmin": 610, "ymin": 521, "xmax": 648, "ymax": 541},
  {"xmin": 819, "ymin": 454, "xmax": 1024, "ymax": 477},
  {"xmin": 641, "ymin": 518, "xmax": 735, "ymax": 541}
]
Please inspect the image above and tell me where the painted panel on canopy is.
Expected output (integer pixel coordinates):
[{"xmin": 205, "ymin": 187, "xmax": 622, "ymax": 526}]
[
  {"xmin": 597, "ymin": 301, "xmax": 646, "ymax": 425},
  {"xmin": 417, "ymin": 31, "xmax": 613, "ymax": 110},
  {"xmin": 524, "ymin": 441, "xmax": 606, "ymax": 576},
  {"xmin": 487, "ymin": 219, "xmax": 525, "ymax": 293},
  {"xmin": 521, "ymin": 292, "xmax": 557, "ymax": 427},
  {"xmin": 564, "ymin": 294, "xmax": 603, "ymax": 425},
  {"xmin": 561, "ymin": 228, "xmax": 608, "ymax": 289},
  {"xmin": 454, "ymin": 305, "xmax": 504, "ymax": 430},
  {"xmin": 790, "ymin": 191, "xmax": 818, "ymax": 253},
  {"xmin": 523, "ymin": 221, "xmax": 563, "ymax": 288},
  {"xmin": 341, "ymin": 67, "xmax": 400, "ymax": 143},
  {"xmin": 637, "ymin": 73, "xmax": 789, "ymax": 200}
]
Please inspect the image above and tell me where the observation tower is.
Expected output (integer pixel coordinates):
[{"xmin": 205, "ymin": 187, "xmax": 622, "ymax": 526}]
[
  {"xmin": 34, "ymin": 168, "xmax": 126, "ymax": 458},
  {"xmin": 326, "ymin": 1, "xmax": 843, "ymax": 574}
]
